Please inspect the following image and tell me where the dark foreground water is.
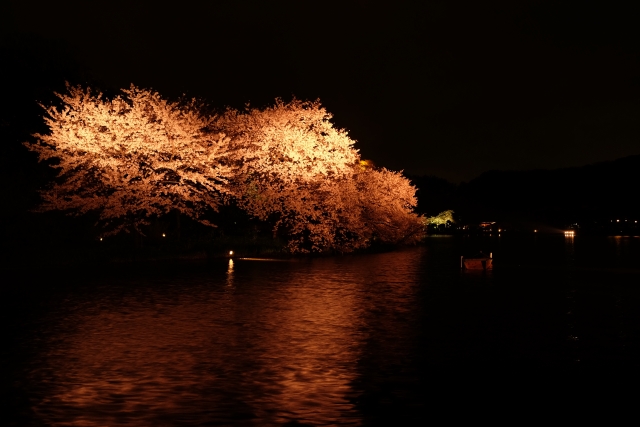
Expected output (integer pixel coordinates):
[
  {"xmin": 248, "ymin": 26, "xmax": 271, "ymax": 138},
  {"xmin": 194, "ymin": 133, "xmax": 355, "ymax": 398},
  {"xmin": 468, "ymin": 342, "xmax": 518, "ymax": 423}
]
[{"xmin": 2, "ymin": 235, "xmax": 640, "ymax": 425}]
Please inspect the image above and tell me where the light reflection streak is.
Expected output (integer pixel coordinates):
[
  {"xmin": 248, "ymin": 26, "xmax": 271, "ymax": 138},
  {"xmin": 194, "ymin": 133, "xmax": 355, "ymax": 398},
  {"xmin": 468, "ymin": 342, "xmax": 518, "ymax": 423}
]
[
  {"xmin": 565, "ymin": 231, "xmax": 575, "ymax": 266},
  {"xmin": 226, "ymin": 258, "xmax": 234, "ymax": 286}
]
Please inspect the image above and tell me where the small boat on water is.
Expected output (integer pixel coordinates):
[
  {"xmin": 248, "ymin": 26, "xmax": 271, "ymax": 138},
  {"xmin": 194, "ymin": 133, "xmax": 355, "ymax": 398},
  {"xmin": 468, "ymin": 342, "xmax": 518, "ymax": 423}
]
[{"xmin": 461, "ymin": 252, "xmax": 493, "ymax": 270}]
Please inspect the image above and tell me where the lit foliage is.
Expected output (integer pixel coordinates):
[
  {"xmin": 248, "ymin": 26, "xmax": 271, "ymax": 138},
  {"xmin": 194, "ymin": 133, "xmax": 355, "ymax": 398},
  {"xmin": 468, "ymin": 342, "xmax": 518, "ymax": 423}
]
[
  {"xmin": 27, "ymin": 86, "xmax": 427, "ymax": 252},
  {"xmin": 220, "ymin": 98, "xmax": 359, "ymax": 206},
  {"xmin": 27, "ymin": 84, "xmax": 233, "ymax": 234},
  {"xmin": 352, "ymin": 166, "xmax": 426, "ymax": 246},
  {"xmin": 427, "ymin": 209, "xmax": 455, "ymax": 226},
  {"xmin": 218, "ymin": 98, "xmax": 425, "ymax": 252},
  {"xmin": 284, "ymin": 165, "xmax": 426, "ymax": 253},
  {"xmin": 219, "ymin": 99, "xmax": 361, "ymax": 252}
]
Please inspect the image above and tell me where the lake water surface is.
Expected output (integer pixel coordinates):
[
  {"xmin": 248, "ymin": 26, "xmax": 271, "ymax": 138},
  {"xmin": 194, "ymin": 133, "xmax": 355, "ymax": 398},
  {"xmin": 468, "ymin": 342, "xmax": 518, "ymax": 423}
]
[{"xmin": 2, "ymin": 235, "xmax": 640, "ymax": 425}]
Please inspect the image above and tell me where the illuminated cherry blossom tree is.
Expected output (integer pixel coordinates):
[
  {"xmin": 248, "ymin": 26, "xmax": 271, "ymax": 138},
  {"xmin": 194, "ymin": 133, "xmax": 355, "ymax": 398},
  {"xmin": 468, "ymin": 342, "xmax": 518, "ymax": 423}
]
[
  {"xmin": 26, "ymin": 84, "xmax": 234, "ymax": 235},
  {"xmin": 352, "ymin": 166, "xmax": 425, "ymax": 245},
  {"xmin": 219, "ymin": 99, "xmax": 362, "ymax": 251},
  {"xmin": 28, "ymin": 86, "xmax": 427, "ymax": 252},
  {"xmin": 220, "ymin": 98, "xmax": 359, "ymax": 197},
  {"xmin": 296, "ymin": 164, "xmax": 425, "ymax": 253},
  {"xmin": 218, "ymin": 98, "xmax": 424, "ymax": 252}
]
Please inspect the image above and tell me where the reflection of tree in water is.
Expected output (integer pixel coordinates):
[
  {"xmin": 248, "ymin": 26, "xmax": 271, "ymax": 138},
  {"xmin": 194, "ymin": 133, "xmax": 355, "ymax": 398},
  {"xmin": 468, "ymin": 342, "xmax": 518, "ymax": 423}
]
[
  {"xmin": 347, "ymin": 249, "xmax": 425, "ymax": 424},
  {"xmin": 29, "ymin": 277, "xmax": 255, "ymax": 426},
  {"xmin": 238, "ymin": 251, "xmax": 422, "ymax": 425},
  {"xmin": 26, "ymin": 250, "xmax": 424, "ymax": 425},
  {"xmin": 244, "ymin": 263, "xmax": 365, "ymax": 425}
]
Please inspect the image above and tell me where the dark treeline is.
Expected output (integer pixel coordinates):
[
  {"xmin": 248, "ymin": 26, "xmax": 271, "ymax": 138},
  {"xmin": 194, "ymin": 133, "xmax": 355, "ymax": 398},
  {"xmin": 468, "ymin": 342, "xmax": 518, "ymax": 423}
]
[{"xmin": 410, "ymin": 154, "xmax": 640, "ymax": 233}]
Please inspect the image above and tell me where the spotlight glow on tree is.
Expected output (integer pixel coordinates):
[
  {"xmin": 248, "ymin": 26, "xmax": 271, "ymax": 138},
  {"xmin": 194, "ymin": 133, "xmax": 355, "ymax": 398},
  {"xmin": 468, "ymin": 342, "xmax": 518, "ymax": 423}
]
[
  {"xmin": 27, "ymin": 84, "xmax": 234, "ymax": 235},
  {"xmin": 427, "ymin": 209, "xmax": 455, "ymax": 226},
  {"xmin": 277, "ymin": 164, "xmax": 426, "ymax": 253},
  {"xmin": 220, "ymin": 98, "xmax": 359, "ymax": 208},
  {"xmin": 27, "ymin": 86, "xmax": 428, "ymax": 252},
  {"xmin": 219, "ymin": 99, "xmax": 425, "ymax": 252},
  {"xmin": 219, "ymin": 99, "xmax": 366, "ymax": 252},
  {"xmin": 352, "ymin": 166, "xmax": 425, "ymax": 245}
]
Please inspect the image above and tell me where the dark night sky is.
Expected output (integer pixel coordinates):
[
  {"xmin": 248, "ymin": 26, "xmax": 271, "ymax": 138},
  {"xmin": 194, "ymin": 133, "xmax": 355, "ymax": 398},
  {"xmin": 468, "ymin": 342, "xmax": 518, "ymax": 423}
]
[{"xmin": 2, "ymin": 0, "xmax": 639, "ymax": 182}]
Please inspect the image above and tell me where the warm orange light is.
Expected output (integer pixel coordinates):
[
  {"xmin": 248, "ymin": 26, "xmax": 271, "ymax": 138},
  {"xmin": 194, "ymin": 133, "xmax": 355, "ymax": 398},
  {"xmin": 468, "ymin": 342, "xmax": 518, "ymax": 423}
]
[
  {"xmin": 229, "ymin": 250, "xmax": 234, "ymax": 256},
  {"xmin": 26, "ymin": 84, "xmax": 425, "ymax": 254},
  {"xmin": 359, "ymin": 159, "xmax": 374, "ymax": 170},
  {"xmin": 26, "ymin": 84, "xmax": 232, "ymax": 237}
]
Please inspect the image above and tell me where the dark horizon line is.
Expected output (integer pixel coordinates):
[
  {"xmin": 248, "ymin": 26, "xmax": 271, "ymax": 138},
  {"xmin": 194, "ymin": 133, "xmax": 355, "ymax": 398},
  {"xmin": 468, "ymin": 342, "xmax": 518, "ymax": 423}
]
[{"xmin": 406, "ymin": 153, "xmax": 640, "ymax": 185}]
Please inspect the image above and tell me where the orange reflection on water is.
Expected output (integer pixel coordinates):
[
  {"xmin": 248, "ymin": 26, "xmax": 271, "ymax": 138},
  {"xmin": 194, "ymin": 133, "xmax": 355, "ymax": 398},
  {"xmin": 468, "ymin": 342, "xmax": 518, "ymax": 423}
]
[
  {"xmin": 249, "ymin": 266, "xmax": 365, "ymax": 425},
  {"xmin": 29, "ymin": 250, "xmax": 422, "ymax": 426},
  {"xmin": 32, "ymin": 288, "xmax": 239, "ymax": 426}
]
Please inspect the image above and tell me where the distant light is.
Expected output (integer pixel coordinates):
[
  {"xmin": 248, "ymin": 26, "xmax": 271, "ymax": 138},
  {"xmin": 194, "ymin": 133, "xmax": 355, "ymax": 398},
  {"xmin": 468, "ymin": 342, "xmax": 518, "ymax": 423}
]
[
  {"xmin": 617, "ymin": 219, "xmax": 620, "ymax": 222},
  {"xmin": 100, "ymin": 237, "xmax": 103, "ymax": 241},
  {"xmin": 534, "ymin": 230, "xmax": 537, "ymax": 233},
  {"xmin": 564, "ymin": 230, "xmax": 575, "ymax": 236},
  {"xmin": 162, "ymin": 233, "xmax": 166, "ymax": 237},
  {"xmin": 229, "ymin": 250, "xmax": 234, "ymax": 256}
]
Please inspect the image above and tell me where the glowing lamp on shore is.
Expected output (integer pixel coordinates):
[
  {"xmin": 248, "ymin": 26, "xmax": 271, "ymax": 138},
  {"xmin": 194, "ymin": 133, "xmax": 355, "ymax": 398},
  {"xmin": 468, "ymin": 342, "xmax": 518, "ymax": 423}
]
[
  {"xmin": 162, "ymin": 233, "xmax": 166, "ymax": 237},
  {"xmin": 229, "ymin": 250, "xmax": 234, "ymax": 256},
  {"xmin": 564, "ymin": 230, "xmax": 575, "ymax": 236}
]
